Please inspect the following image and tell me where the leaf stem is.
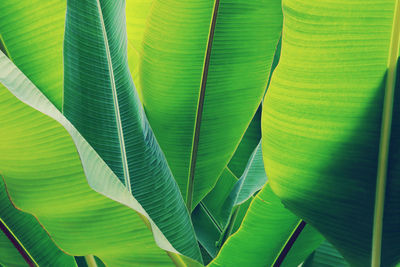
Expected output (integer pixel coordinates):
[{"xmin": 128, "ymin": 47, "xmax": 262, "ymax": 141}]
[
  {"xmin": 216, "ymin": 206, "xmax": 240, "ymax": 250},
  {"xmin": 84, "ymin": 255, "xmax": 98, "ymax": 267},
  {"xmin": 166, "ymin": 252, "xmax": 186, "ymax": 267},
  {"xmin": 371, "ymin": 1, "xmax": 400, "ymax": 266},
  {"xmin": 95, "ymin": 0, "xmax": 132, "ymax": 193}
]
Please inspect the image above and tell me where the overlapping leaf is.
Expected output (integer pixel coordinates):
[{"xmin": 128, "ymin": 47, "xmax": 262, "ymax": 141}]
[
  {"xmin": 209, "ymin": 184, "xmax": 323, "ymax": 266},
  {"xmin": 303, "ymin": 240, "xmax": 348, "ymax": 267},
  {"xmin": 227, "ymin": 108, "xmax": 262, "ymax": 178},
  {"xmin": 0, "ymin": 180, "xmax": 76, "ymax": 267},
  {"xmin": 63, "ymin": 0, "xmax": 201, "ymax": 261},
  {"xmin": 0, "ymin": 1, "xmax": 66, "ymax": 109},
  {"xmin": 0, "ymin": 50, "xmax": 183, "ymax": 266},
  {"xmin": 140, "ymin": 0, "xmax": 283, "ymax": 209}
]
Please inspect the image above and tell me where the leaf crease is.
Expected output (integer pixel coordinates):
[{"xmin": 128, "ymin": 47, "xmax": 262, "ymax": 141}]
[{"xmin": 186, "ymin": 0, "xmax": 221, "ymax": 211}]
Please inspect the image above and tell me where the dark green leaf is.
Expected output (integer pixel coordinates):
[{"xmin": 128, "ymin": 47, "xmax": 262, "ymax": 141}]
[{"xmin": 63, "ymin": 0, "xmax": 201, "ymax": 261}]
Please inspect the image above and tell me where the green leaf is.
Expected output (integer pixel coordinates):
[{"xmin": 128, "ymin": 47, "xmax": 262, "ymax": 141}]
[
  {"xmin": 0, "ymin": 51, "xmax": 185, "ymax": 266},
  {"xmin": 192, "ymin": 96, "xmax": 270, "ymax": 254},
  {"xmin": 200, "ymin": 168, "xmax": 238, "ymax": 230},
  {"xmin": 209, "ymin": 184, "xmax": 323, "ymax": 267},
  {"xmin": 0, "ymin": 0, "xmax": 66, "ymax": 109},
  {"xmin": 303, "ymin": 240, "xmax": 349, "ymax": 267},
  {"xmin": 75, "ymin": 256, "xmax": 107, "ymax": 267},
  {"xmin": 262, "ymin": 0, "xmax": 400, "ymax": 266},
  {"xmin": 0, "ymin": 180, "xmax": 76, "ymax": 266},
  {"xmin": 215, "ymin": 143, "xmax": 267, "ymax": 249},
  {"xmin": 140, "ymin": 0, "xmax": 283, "ymax": 210},
  {"xmin": 0, "ymin": 229, "xmax": 27, "ymax": 267},
  {"xmin": 191, "ymin": 169, "xmax": 237, "ymax": 260},
  {"xmin": 192, "ymin": 203, "xmax": 222, "ymax": 260},
  {"xmin": 200, "ymin": 142, "xmax": 319, "ymax": 266},
  {"xmin": 63, "ymin": 0, "xmax": 201, "ymax": 261},
  {"xmin": 227, "ymin": 37, "xmax": 281, "ymax": 178},
  {"xmin": 228, "ymin": 107, "xmax": 262, "ymax": 178},
  {"xmin": 225, "ymin": 142, "xmax": 267, "ymax": 208},
  {"xmin": 193, "ymin": 142, "xmax": 267, "ymax": 259},
  {"xmin": 126, "ymin": 0, "xmax": 153, "ymax": 97}
]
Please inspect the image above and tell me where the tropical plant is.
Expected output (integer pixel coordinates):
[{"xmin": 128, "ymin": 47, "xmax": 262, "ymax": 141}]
[{"xmin": 0, "ymin": 0, "xmax": 399, "ymax": 267}]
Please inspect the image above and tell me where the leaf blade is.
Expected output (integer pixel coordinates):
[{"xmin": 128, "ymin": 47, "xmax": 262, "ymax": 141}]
[
  {"xmin": 209, "ymin": 184, "xmax": 323, "ymax": 267},
  {"xmin": 0, "ymin": 1, "xmax": 66, "ymax": 109},
  {"xmin": 0, "ymin": 50, "xmax": 179, "ymax": 266},
  {"xmin": 262, "ymin": 0, "xmax": 400, "ymax": 265},
  {"xmin": 0, "ymin": 180, "xmax": 77, "ymax": 267},
  {"xmin": 141, "ymin": 0, "xmax": 283, "ymax": 208},
  {"xmin": 63, "ymin": 0, "xmax": 201, "ymax": 261}
]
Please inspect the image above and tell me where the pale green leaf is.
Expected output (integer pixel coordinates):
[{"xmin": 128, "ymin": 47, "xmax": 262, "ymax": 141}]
[
  {"xmin": 0, "ymin": 1, "xmax": 66, "ymax": 109},
  {"xmin": 126, "ymin": 0, "xmax": 153, "ymax": 97}
]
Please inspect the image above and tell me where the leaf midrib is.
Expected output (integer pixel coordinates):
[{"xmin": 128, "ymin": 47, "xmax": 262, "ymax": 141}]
[
  {"xmin": 95, "ymin": 0, "xmax": 132, "ymax": 193},
  {"xmin": 0, "ymin": 218, "xmax": 38, "ymax": 267},
  {"xmin": 199, "ymin": 202, "xmax": 223, "ymax": 233},
  {"xmin": 371, "ymin": 1, "xmax": 400, "ymax": 266},
  {"xmin": 185, "ymin": 0, "xmax": 221, "ymax": 211},
  {"xmin": 0, "ymin": 35, "xmax": 11, "ymax": 59},
  {"xmin": 271, "ymin": 220, "xmax": 307, "ymax": 267}
]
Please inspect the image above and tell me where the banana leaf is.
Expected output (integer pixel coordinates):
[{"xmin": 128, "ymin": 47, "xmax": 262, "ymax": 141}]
[
  {"xmin": 262, "ymin": 0, "xmax": 400, "ymax": 265},
  {"xmin": 209, "ymin": 184, "xmax": 324, "ymax": 266},
  {"xmin": 228, "ymin": 107, "xmax": 262, "ymax": 178},
  {"xmin": 0, "ymin": 50, "xmax": 192, "ymax": 266},
  {"xmin": 0, "ymin": 180, "xmax": 76, "ymax": 266},
  {"xmin": 0, "ymin": 0, "xmax": 66, "ymax": 109},
  {"xmin": 126, "ymin": 0, "xmax": 153, "ymax": 96},
  {"xmin": 140, "ymin": 0, "xmax": 283, "ymax": 210},
  {"xmin": 63, "ymin": 0, "xmax": 201, "ymax": 261}
]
